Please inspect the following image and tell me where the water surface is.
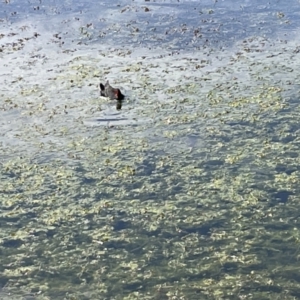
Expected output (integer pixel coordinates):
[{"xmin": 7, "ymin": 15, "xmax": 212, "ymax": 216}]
[{"xmin": 1, "ymin": 0, "xmax": 300, "ymax": 299}]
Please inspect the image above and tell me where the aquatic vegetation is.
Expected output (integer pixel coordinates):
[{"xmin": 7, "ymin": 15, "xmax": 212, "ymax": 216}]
[{"xmin": 1, "ymin": 0, "xmax": 300, "ymax": 299}]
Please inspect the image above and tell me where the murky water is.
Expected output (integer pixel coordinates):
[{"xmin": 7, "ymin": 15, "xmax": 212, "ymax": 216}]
[{"xmin": 1, "ymin": 0, "xmax": 300, "ymax": 299}]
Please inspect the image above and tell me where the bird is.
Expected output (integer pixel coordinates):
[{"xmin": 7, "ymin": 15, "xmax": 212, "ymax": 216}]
[{"xmin": 99, "ymin": 81, "xmax": 125, "ymax": 110}]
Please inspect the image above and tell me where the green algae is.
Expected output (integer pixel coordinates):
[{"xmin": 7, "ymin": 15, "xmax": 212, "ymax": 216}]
[
  {"xmin": 1, "ymin": 70, "xmax": 300, "ymax": 299},
  {"xmin": 2, "ymin": 11, "xmax": 300, "ymax": 300}
]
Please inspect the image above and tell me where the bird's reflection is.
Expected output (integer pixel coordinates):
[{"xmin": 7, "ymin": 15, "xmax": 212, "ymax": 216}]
[{"xmin": 116, "ymin": 100, "xmax": 122, "ymax": 110}]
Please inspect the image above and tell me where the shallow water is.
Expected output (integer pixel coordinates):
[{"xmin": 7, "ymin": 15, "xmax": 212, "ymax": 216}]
[{"xmin": 1, "ymin": 0, "xmax": 300, "ymax": 299}]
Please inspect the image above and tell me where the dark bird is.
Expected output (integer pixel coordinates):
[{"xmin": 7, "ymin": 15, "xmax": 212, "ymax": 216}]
[
  {"xmin": 99, "ymin": 81, "xmax": 125, "ymax": 110},
  {"xmin": 99, "ymin": 81, "xmax": 124, "ymax": 100}
]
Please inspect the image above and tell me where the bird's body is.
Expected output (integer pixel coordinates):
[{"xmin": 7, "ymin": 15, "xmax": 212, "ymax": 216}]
[{"xmin": 99, "ymin": 81, "xmax": 124, "ymax": 100}]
